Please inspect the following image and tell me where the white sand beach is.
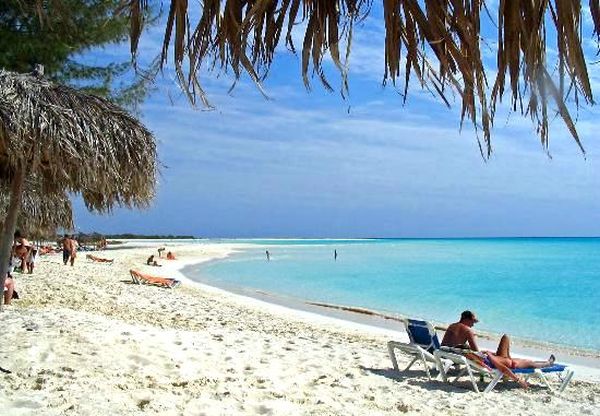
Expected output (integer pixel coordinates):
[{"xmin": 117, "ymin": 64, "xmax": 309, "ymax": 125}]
[{"xmin": 1, "ymin": 242, "xmax": 599, "ymax": 416}]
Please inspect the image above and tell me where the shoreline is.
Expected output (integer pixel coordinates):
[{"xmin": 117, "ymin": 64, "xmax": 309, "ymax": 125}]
[
  {"xmin": 176, "ymin": 244, "xmax": 600, "ymax": 359},
  {"xmin": 168, "ymin": 243, "xmax": 600, "ymax": 379},
  {"xmin": 3, "ymin": 241, "xmax": 600, "ymax": 415}
]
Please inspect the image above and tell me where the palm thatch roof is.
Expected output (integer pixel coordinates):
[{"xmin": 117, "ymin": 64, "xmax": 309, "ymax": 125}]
[
  {"xmin": 0, "ymin": 177, "xmax": 74, "ymax": 237},
  {"xmin": 0, "ymin": 67, "xmax": 157, "ymax": 306},
  {"xmin": 0, "ymin": 69, "xmax": 156, "ymax": 212},
  {"xmin": 122, "ymin": 0, "xmax": 599, "ymax": 157}
]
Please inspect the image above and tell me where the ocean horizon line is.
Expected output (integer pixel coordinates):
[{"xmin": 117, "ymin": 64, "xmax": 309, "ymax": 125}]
[{"xmin": 195, "ymin": 236, "xmax": 600, "ymax": 240}]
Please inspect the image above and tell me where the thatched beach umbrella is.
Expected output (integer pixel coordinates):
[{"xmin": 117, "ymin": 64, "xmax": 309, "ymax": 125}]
[
  {"xmin": 123, "ymin": 0, "xmax": 600, "ymax": 155},
  {"xmin": 0, "ymin": 67, "xmax": 157, "ymax": 305}
]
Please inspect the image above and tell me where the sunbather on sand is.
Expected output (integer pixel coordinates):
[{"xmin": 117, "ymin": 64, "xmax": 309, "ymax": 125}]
[
  {"xmin": 86, "ymin": 254, "xmax": 114, "ymax": 263},
  {"xmin": 441, "ymin": 310, "xmax": 555, "ymax": 388}
]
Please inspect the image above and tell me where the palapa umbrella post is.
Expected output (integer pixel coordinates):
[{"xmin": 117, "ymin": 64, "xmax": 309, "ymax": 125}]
[{"xmin": 0, "ymin": 167, "xmax": 26, "ymax": 309}]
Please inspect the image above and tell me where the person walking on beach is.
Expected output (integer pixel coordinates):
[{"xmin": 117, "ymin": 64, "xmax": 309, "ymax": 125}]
[
  {"xmin": 62, "ymin": 235, "xmax": 71, "ymax": 266},
  {"xmin": 67, "ymin": 237, "xmax": 78, "ymax": 267},
  {"xmin": 266, "ymin": 250, "xmax": 270, "ymax": 261},
  {"xmin": 441, "ymin": 310, "xmax": 555, "ymax": 383},
  {"xmin": 26, "ymin": 247, "xmax": 38, "ymax": 274}
]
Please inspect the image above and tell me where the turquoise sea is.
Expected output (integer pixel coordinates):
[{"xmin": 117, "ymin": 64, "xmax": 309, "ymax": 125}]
[{"xmin": 183, "ymin": 238, "xmax": 600, "ymax": 351}]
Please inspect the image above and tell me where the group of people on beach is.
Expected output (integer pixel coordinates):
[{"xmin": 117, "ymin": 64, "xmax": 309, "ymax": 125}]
[
  {"xmin": 12, "ymin": 234, "xmax": 38, "ymax": 275},
  {"xmin": 3, "ymin": 232, "xmax": 110, "ymax": 304},
  {"xmin": 147, "ymin": 248, "xmax": 176, "ymax": 267},
  {"xmin": 3, "ymin": 231, "xmax": 39, "ymax": 305}
]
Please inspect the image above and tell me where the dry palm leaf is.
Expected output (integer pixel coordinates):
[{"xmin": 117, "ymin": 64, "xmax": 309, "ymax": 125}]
[
  {"xmin": 0, "ymin": 177, "xmax": 74, "ymax": 237},
  {"xmin": 0, "ymin": 69, "xmax": 157, "ymax": 212},
  {"xmin": 113, "ymin": 0, "xmax": 598, "ymax": 157}
]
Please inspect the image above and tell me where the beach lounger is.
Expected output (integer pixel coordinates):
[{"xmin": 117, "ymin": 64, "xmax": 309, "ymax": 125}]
[
  {"xmin": 129, "ymin": 269, "xmax": 181, "ymax": 289},
  {"xmin": 86, "ymin": 254, "xmax": 114, "ymax": 263},
  {"xmin": 434, "ymin": 347, "xmax": 575, "ymax": 393},
  {"xmin": 513, "ymin": 364, "xmax": 574, "ymax": 393},
  {"xmin": 387, "ymin": 319, "xmax": 451, "ymax": 380}
]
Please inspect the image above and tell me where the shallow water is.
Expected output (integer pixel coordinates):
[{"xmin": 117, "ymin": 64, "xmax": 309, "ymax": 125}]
[{"xmin": 185, "ymin": 238, "xmax": 600, "ymax": 351}]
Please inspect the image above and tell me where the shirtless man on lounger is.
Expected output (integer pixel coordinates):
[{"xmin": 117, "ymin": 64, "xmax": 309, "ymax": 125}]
[{"xmin": 441, "ymin": 310, "xmax": 555, "ymax": 370}]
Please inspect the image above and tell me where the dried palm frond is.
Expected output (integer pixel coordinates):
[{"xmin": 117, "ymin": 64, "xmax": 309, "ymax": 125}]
[
  {"xmin": 0, "ymin": 69, "xmax": 157, "ymax": 212},
  {"xmin": 115, "ymin": 0, "xmax": 599, "ymax": 157},
  {"xmin": 0, "ymin": 177, "xmax": 74, "ymax": 237}
]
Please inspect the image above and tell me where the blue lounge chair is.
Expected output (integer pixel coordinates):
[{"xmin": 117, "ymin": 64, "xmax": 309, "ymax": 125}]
[
  {"xmin": 387, "ymin": 319, "xmax": 450, "ymax": 380},
  {"xmin": 513, "ymin": 364, "xmax": 574, "ymax": 393}
]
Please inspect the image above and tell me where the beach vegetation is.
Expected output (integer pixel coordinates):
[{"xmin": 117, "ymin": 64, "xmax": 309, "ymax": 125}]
[
  {"xmin": 0, "ymin": 1, "xmax": 163, "ymax": 275},
  {"xmin": 0, "ymin": 0, "xmax": 159, "ymax": 110},
  {"xmin": 104, "ymin": 233, "xmax": 196, "ymax": 240}
]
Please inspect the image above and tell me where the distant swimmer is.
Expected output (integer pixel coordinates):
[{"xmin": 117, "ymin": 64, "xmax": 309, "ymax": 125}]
[
  {"xmin": 266, "ymin": 250, "xmax": 271, "ymax": 261},
  {"xmin": 334, "ymin": 249, "xmax": 338, "ymax": 261}
]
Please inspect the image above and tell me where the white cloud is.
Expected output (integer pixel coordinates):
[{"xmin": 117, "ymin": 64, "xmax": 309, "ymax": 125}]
[{"xmin": 73, "ymin": 3, "xmax": 600, "ymax": 237}]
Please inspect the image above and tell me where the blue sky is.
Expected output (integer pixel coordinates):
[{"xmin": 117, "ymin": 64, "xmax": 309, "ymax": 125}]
[{"xmin": 74, "ymin": 5, "xmax": 600, "ymax": 237}]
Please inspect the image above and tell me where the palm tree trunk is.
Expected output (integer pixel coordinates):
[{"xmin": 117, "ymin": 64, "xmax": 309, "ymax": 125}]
[{"xmin": 0, "ymin": 167, "xmax": 26, "ymax": 309}]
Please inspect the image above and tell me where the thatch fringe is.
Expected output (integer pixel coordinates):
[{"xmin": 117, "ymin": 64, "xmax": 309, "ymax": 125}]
[
  {"xmin": 115, "ymin": 0, "xmax": 599, "ymax": 157},
  {"xmin": 0, "ymin": 177, "xmax": 74, "ymax": 237},
  {"xmin": 0, "ymin": 70, "xmax": 157, "ymax": 212}
]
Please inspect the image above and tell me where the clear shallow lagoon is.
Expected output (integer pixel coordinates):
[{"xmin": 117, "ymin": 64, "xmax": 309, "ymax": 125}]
[{"xmin": 184, "ymin": 238, "xmax": 600, "ymax": 351}]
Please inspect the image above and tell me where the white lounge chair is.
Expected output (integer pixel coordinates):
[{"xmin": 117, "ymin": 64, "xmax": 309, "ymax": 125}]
[
  {"xmin": 434, "ymin": 347, "xmax": 575, "ymax": 393},
  {"xmin": 387, "ymin": 319, "xmax": 451, "ymax": 380}
]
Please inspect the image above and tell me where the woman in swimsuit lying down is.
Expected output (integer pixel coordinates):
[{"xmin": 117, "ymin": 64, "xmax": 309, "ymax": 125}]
[{"xmin": 490, "ymin": 335, "xmax": 555, "ymax": 369}]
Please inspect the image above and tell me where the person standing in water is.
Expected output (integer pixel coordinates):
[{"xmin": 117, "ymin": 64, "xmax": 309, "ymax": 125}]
[
  {"xmin": 266, "ymin": 250, "xmax": 270, "ymax": 261},
  {"xmin": 334, "ymin": 249, "xmax": 338, "ymax": 261}
]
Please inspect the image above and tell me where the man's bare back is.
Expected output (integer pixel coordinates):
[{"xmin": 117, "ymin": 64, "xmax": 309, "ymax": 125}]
[
  {"xmin": 441, "ymin": 322, "xmax": 478, "ymax": 350},
  {"xmin": 441, "ymin": 310, "xmax": 479, "ymax": 350}
]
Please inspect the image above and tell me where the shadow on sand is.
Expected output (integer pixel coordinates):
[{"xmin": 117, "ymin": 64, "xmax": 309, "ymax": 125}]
[{"xmin": 360, "ymin": 365, "xmax": 543, "ymax": 393}]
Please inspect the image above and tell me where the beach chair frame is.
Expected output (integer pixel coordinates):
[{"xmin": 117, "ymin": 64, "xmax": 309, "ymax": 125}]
[
  {"xmin": 434, "ymin": 348, "xmax": 575, "ymax": 393},
  {"xmin": 434, "ymin": 349, "xmax": 502, "ymax": 393},
  {"xmin": 512, "ymin": 365, "xmax": 574, "ymax": 393},
  {"xmin": 387, "ymin": 319, "xmax": 452, "ymax": 380}
]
